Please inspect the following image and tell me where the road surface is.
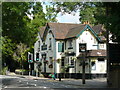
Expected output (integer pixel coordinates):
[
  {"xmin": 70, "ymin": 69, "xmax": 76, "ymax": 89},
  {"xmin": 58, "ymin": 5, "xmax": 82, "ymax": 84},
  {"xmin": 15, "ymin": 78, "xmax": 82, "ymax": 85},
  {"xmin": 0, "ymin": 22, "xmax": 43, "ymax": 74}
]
[{"xmin": 0, "ymin": 75, "xmax": 110, "ymax": 90}]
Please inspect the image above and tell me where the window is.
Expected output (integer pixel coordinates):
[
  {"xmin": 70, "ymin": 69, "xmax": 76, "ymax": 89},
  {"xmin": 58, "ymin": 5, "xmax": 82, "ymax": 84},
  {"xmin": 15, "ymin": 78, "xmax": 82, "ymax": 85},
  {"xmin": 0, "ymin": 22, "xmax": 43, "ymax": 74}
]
[
  {"xmin": 71, "ymin": 60, "xmax": 74, "ymax": 65},
  {"xmin": 38, "ymin": 41, "xmax": 40, "ymax": 46},
  {"xmin": 61, "ymin": 58, "xmax": 64, "ymax": 66},
  {"xmin": 58, "ymin": 43, "xmax": 64, "ymax": 52},
  {"xmin": 38, "ymin": 41, "xmax": 40, "ymax": 51},
  {"xmin": 68, "ymin": 40, "xmax": 73, "ymax": 49},
  {"xmin": 94, "ymin": 39, "xmax": 97, "ymax": 44},
  {"xmin": 98, "ymin": 58, "xmax": 105, "ymax": 62},
  {"xmin": 41, "ymin": 43, "xmax": 47, "ymax": 50},
  {"xmin": 49, "ymin": 57, "xmax": 53, "ymax": 64},
  {"xmin": 91, "ymin": 61, "xmax": 96, "ymax": 70},
  {"xmin": 100, "ymin": 44, "xmax": 104, "ymax": 48},
  {"xmin": 49, "ymin": 38, "xmax": 52, "ymax": 50}
]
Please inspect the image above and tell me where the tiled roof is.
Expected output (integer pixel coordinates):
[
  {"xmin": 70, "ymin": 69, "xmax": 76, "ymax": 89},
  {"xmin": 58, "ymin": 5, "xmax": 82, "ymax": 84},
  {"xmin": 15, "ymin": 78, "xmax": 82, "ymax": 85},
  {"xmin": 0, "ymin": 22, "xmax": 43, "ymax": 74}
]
[
  {"xmin": 77, "ymin": 50, "xmax": 106, "ymax": 58},
  {"xmin": 39, "ymin": 23, "xmax": 106, "ymax": 40},
  {"xmin": 88, "ymin": 50, "xmax": 106, "ymax": 57},
  {"xmin": 99, "ymin": 36, "xmax": 106, "ymax": 41},
  {"xmin": 92, "ymin": 24, "xmax": 106, "ymax": 41},
  {"xmin": 66, "ymin": 25, "xmax": 86, "ymax": 39},
  {"xmin": 48, "ymin": 23, "xmax": 84, "ymax": 39},
  {"xmin": 92, "ymin": 24, "xmax": 105, "ymax": 34}
]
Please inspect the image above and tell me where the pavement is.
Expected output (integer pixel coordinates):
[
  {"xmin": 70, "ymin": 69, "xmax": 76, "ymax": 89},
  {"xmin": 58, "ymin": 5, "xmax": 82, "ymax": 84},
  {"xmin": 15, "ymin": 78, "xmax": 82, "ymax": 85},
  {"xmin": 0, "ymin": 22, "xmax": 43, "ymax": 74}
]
[{"xmin": 6, "ymin": 72, "xmax": 110, "ymax": 89}]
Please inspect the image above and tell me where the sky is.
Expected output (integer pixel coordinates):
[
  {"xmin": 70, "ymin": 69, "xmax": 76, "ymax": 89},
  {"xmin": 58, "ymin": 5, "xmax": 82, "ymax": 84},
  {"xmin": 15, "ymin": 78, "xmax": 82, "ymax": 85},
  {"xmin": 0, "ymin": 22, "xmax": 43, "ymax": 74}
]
[
  {"xmin": 56, "ymin": 11, "xmax": 81, "ymax": 24},
  {"xmin": 42, "ymin": 2, "xmax": 81, "ymax": 24}
]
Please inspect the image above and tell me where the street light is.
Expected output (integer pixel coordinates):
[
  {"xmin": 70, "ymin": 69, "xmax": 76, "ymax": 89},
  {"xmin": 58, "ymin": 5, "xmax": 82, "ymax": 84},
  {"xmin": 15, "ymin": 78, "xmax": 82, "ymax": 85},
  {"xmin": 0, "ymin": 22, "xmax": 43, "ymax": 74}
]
[{"xmin": 79, "ymin": 43, "xmax": 86, "ymax": 84}]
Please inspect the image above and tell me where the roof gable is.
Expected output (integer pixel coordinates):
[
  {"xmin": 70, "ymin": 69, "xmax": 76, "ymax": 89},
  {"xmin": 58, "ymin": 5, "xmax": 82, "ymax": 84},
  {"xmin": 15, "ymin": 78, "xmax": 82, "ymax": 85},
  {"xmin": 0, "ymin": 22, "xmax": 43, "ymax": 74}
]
[
  {"xmin": 42, "ymin": 23, "xmax": 84, "ymax": 40},
  {"xmin": 76, "ymin": 25, "xmax": 101, "ymax": 41}
]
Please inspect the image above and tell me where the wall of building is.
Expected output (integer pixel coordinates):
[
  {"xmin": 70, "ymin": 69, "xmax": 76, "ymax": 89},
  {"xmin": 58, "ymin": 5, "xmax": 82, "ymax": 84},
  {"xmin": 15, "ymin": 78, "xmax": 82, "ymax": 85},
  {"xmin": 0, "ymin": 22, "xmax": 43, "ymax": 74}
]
[
  {"xmin": 91, "ymin": 58, "xmax": 107, "ymax": 74},
  {"xmin": 75, "ymin": 29, "xmax": 98, "ymax": 56},
  {"xmin": 34, "ymin": 26, "xmax": 107, "ymax": 78}
]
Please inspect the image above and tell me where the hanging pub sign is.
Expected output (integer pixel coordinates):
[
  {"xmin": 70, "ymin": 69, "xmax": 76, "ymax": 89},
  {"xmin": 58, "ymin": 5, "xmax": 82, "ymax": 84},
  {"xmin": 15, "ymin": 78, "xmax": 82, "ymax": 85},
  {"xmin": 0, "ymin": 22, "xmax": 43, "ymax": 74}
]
[{"xmin": 79, "ymin": 43, "xmax": 86, "ymax": 52}]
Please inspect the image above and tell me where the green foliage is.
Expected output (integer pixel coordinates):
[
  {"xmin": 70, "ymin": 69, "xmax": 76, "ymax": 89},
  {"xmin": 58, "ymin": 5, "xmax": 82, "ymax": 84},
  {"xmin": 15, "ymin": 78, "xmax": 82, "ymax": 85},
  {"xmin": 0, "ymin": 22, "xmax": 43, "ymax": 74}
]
[
  {"xmin": 60, "ymin": 64, "xmax": 69, "ymax": 73},
  {"xmin": 13, "ymin": 43, "xmax": 28, "ymax": 64},
  {"xmin": 2, "ymin": 2, "xmax": 47, "ymax": 71},
  {"xmin": 55, "ymin": 2, "xmax": 120, "ymax": 42},
  {"xmin": 45, "ymin": 5, "xmax": 57, "ymax": 22},
  {"xmin": 102, "ymin": 2, "xmax": 120, "ymax": 43},
  {"xmin": 2, "ymin": 2, "xmax": 46, "ymax": 45},
  {"xmin": 1, "ymin": 36, "xmax": 15, "ymax": 65},
  {"xmin": 1, "ymin": 66, "xmax": 8, "ymax": 75}
]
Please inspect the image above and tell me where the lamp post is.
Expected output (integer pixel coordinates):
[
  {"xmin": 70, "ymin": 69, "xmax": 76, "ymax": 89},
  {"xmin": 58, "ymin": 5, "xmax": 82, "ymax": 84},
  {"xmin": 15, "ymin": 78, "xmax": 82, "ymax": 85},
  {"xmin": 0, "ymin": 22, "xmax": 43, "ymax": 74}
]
[{"xmin": 79, "ymin": 44, "xmax": 86, "ymax": 84}]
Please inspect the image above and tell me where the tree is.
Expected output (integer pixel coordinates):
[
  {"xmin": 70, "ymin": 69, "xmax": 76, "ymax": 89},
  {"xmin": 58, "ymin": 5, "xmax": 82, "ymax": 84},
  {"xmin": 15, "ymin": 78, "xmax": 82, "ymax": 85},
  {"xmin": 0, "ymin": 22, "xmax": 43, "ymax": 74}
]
[
  {"xmin": 13, "ymin": 43, "xmax": 29, "ymax": 74},
  {"xmin": 2, "ymin": 2, "xmax": 47, "ymax": 71},
  {"xmin": 54, "ymin": 2, "xmax": 120, "ymax": 42},
  {"xmin": 1, "ymin": 36, "xmax": 16, "ymax": 71},
  {"xmin": 2, "ymin": 2, "xmax": 46, "ymax": 45},
  {"xmin": 102, "ymin": 2, "xmax": 120, "ymax": 43}
]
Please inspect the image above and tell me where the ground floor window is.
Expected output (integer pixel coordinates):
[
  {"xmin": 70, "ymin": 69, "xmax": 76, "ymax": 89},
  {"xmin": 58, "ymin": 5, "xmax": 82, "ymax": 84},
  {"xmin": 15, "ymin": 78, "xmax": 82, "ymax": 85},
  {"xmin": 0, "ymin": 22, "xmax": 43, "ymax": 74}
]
[
  {"xmin": 71, "ymin": 59, "xmax": 74, "ymax": 66},
  {"xmin": 61, "ymin": 58, "xmax": 64, "ymax": 66},
  {"xmin": 49, "ymin": 57, "xmax": 53, "ymax": 64},
  {"xmin": 91, "ymin": 60, "xmax": 96, "ymax": 70}
]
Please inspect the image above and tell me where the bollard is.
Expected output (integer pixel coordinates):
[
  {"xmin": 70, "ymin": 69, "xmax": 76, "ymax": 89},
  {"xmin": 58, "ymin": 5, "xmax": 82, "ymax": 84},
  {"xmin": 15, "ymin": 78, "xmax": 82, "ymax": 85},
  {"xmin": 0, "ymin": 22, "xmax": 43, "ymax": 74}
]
[{"xmin": 59, "ymin": 73, "xmax": 61, "ymax": 81}]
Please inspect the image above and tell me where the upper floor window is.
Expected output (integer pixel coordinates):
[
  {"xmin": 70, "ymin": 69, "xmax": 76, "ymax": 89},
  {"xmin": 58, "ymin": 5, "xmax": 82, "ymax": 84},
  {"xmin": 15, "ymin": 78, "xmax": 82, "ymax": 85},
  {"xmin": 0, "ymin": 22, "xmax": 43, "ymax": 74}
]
[
  {"xmin": 68, "ymin": 40, "xmax": 73, "ymax": 49},
  {"xmin": 38, "ymin": 41, "xmax": 40, "ymax": 46},
  {"xmin": 38, "ymin": 41, "xmax": 40, "ymax": 51},
  {"xmin": 49, "ymin": 38, "xmax": 52, "ymax": 50},
  {"xmin": 58, "ymin": 43, "xmax": 64, "ymax": 52},
  {"xmin": 100, "ymin": 44, "xmax": 104, "ymax": 48},
  {"xmin": 41, "ymin": 43, "xmax": 47, "ymax": 50},
  {"xmin": 94, "ymin": 38, "xmax": 97, "ymax": 44}
]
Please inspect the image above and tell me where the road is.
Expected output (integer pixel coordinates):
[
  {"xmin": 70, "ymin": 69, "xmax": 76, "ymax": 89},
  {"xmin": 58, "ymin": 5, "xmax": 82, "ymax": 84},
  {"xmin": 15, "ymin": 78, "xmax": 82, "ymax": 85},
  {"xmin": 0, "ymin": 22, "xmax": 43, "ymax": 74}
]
[{"xmin": 0, "ymin": 75, "xmax": 111, "ymax": 90}]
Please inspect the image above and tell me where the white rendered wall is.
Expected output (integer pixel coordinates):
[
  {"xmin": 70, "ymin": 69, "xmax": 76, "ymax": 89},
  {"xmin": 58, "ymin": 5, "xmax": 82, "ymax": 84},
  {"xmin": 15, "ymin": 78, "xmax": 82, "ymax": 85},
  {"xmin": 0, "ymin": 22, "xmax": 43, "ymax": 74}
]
[
  {"xmin": 75, "ymin": 30, "xmax": 98, "ymax": 56},
  {"xmin": 91, "ymin": 58, "xmax": 107, "ymax": 74}
]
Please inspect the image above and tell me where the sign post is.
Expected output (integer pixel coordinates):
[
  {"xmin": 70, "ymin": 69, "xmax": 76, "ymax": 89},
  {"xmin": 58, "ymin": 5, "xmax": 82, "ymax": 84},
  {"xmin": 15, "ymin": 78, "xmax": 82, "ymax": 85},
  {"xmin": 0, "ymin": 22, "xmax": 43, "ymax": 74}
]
[{"xmin": 79, "ymin": 44, "xmax": 86, "ymax": 84}]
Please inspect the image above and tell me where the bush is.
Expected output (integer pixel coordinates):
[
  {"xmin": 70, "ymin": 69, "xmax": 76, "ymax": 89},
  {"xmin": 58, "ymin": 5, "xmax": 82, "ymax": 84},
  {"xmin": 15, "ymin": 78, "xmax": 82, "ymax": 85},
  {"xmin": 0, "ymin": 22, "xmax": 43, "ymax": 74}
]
[
  {"xmin": 15, "ymin": 69, "xmax": 29, "ymax": 75},
  {"xmin": 1, "ymin": 67, "xmax": 8, "ymax": 75}
]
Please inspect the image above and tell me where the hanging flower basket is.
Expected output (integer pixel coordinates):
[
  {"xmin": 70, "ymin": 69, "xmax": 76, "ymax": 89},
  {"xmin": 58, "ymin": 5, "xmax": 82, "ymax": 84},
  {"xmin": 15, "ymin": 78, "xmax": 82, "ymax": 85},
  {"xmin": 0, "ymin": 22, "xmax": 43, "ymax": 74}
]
[
  {"xmin": 39, "ymin": 62, "xmax": 42, "ymax": 66},
  {"xmin": 44, "ymin": 60, "xmax": 48, "ymax": 64},
  {"xmin": 49, "ymin": 64, "xmax": 53, "ymax": 68},
  {"xmin": 57, "ymin": 58, "xmax": 61, "ymax": 63}
]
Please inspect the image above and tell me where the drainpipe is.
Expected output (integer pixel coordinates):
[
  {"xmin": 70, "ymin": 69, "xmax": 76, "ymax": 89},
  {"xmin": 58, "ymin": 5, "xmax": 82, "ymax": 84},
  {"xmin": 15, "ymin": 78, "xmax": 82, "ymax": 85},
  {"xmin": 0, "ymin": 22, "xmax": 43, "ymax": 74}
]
[{"xmin": 53, "ymin": 32, "xmax": 56, "ymax": 80}]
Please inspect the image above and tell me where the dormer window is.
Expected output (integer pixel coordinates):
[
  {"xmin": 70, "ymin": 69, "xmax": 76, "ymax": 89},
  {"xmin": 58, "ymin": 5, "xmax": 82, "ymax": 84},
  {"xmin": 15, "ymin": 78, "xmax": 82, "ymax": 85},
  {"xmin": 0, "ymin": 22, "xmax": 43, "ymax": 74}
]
[{"xmin": 68, "ymin": 40, "xmax": 73, "ymax": 49}]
